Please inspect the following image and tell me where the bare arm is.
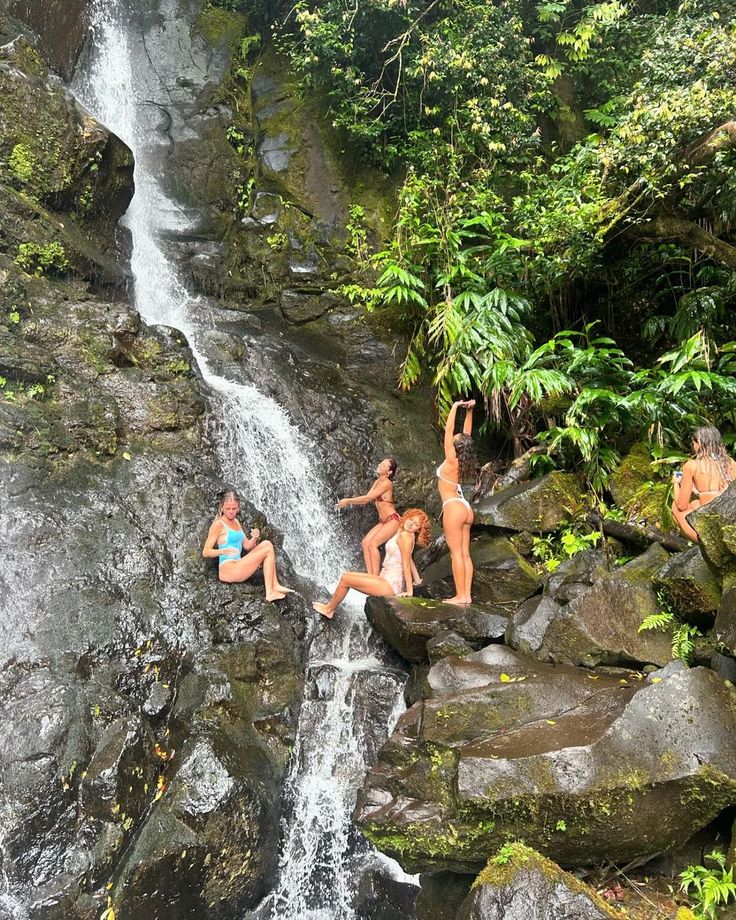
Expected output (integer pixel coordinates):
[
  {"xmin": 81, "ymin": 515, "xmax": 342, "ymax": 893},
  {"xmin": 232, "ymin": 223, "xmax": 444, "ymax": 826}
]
[
  {"xmin": 202, "ymin": 520, "xmax": 235, "ymax": 559},
  {"xmin": 463, "ymin": 399, "xmax": 475, "ymax": 436},
  {"xmin": 243, "ymin": 528, "xmax": 260, "ymax": 551},
  {"xmin": 396, "ymin": 532, "xmax": 415, "ymax": 598},
  {"xmin": 673, "ymin": 461, "xmax": 695, "ymax": 512},
  {"xmin": 336, "ymin": 478, "xmax": 389, "ymax": 508},
  {"xmin": 444, "ymin": 402, "xmax": 462, "ymax": 461}
]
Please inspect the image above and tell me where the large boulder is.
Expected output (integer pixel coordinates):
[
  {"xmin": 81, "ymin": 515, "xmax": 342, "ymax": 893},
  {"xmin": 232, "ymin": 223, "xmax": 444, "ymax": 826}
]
[
  {"xmin": 420, "ymin": 534, "xmax": 541, "ymax": 609},
  {"xmin": 473, "ymin": 472, "xmax": 586, "ymax": 533},
  {"xmin": 354, "ymin": 645, "xmax": 736, "ymax": 874},
  {"xmin": 365, "ymin": 596, "xmax": 510, "ymax": 664},
  {"xmin": 457, "ymin": 843, "xmax": 620, "ymax": 920},
  {"xmin": 609, "ymin": 442, "xmax": 672, "ymax": 529},
  {"xmin": 691, "ymin": 483, "xmax": 736, "ymax": 588},
  {"xmin": 507, "ymin": 545, "xmax": 672, "ymax": 667},
  {"xmin": 4, "ymin": 0, "xmax": 90, "ymax": 79},
  {"xmin": 653, "ymin": 546, "xmax": 722, "ymax": 618},
  {"xmin": 714, "ymin": 586, "xmax": 736, "ymax": 656}
]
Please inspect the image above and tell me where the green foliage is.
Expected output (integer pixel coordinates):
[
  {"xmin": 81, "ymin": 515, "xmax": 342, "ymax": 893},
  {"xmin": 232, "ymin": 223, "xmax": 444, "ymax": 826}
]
[
  {"xmin": 680, "ymin": 850, "xmax": 736, "ymax": 920},
  {"xmin": 242, "ymin": 0, "xmax": 736, "ymax": 487},
  {"xmin": 14, "ymin": 241, "xmax": 71, "ymax": 277},
  {"xmin": 8, "ymin": 142, "xmax": 34, "ymax": 183},
  {"xmin": 532, "ymin": 525, "xmax": 601, "ymax": 572},
  {"xmin": 639, "ymin": 592, "xmax": 703, "ymax": 664},
  {"xmin": 491, "ymin": 842, "xmax": 517, "ymax": 866}
]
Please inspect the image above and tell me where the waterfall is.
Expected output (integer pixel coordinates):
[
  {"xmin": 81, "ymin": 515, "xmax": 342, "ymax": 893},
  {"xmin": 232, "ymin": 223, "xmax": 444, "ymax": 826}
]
[{"xmin": 73, "ymin": 2, "xmax": 413, "ymax": 917}]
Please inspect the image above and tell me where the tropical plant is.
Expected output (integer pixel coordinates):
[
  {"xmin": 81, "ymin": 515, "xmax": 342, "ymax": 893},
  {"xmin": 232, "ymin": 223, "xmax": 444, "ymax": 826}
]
[{"xmin": 680, "ymin": 850, "xmax": 736, "ymax": 920}]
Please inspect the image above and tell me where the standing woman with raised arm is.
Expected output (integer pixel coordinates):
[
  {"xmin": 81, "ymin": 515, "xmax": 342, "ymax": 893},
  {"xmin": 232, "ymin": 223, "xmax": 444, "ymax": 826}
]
[
  {"xmin": 335, "ymin": 458, "xmax": 402, "ymax": 575},
  {"xmin": 437, "ymin": 400, "xmax": 478, "ymax": 605}
]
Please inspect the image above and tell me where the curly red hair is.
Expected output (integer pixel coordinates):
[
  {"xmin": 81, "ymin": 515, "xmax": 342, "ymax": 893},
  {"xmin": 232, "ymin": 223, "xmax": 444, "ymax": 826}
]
[{"xmin": 401, "ymin": 508, "xmax": 432, "ymax": 547}]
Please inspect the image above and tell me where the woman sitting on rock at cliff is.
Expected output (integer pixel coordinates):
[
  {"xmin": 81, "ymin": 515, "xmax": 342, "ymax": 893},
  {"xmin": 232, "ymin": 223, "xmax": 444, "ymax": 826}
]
[
  {"xmin": 438, "ymin": 399, "xmax": 478, "ymax": 605},
  {"xmin": 335, "ymin": 458, "xmax": 420, "ymax": 583},
  {"xmin": 202, "ymin": 490, "xmax": 294, "ymax": 601},
  {"xmin": 672, "ymin": 426, "xmax": 736, "ymax": 542},
  {"xmin": 313, "ymin": 509, "xmax": 431, "ymax": 619}
]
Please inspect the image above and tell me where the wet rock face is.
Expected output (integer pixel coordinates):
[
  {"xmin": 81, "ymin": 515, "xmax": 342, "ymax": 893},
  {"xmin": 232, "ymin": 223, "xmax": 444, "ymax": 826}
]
[
  {"xmin": 4, "ymin": 0, "xmax": 90, "ymax": 79},
  {"xmin": 458, "ymin": 844, "xmax": 620, "ymax": 920},
  {"xmin": 355, "ymin": 645, "xmax": 736, "ymax": 874},
  {"xmin": 0, "ymin": 271, "xmax": 306, "ymax": 917}
]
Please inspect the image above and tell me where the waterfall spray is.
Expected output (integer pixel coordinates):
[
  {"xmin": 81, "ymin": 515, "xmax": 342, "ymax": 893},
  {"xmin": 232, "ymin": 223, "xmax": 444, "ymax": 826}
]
[{"xmin": 73, "ymin": 3, "xmax": 412, "ymax": 916}]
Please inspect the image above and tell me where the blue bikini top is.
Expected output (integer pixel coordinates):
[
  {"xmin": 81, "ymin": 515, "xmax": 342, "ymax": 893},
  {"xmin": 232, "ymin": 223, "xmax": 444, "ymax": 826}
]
[{"xmin": 218, "ymin": 520, "xmax": 245, "ymax": 566}]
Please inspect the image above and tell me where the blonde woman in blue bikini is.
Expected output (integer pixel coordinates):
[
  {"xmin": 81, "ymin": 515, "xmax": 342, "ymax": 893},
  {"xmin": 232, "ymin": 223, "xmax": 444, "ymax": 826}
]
[
  {"xmin": 438, "ymin": 399, "xmax": 478, "ymax": 605},
  {"xmin": 202, "ymin": 491, "xmax": 293, "ymax": 601}
]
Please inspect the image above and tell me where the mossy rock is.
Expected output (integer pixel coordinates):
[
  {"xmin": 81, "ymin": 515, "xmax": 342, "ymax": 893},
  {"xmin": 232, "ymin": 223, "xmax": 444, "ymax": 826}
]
[
  {"xmin": 473, "ymin": 472, "xmax": 587, "ymax": 533},
  {"xmin": 355, "ymin": 651, "xmax": 736, "ymax": 874},
  {"xmin": 609, "ymin": 443, "xmax": 673, "ymax": 529},
  {"xmin": 458, "ymin": 843, "xmax": 621, "ymax": 919},
  {"xmin": 609, "ymin": 442, "xmax": 654, "ymax": 508},
  {"xmin": 653, "ymin": 546, "xmax": 722, "ymax": 618},
  {"xmin": 690, "ymin": 483, "xmax": 736, "ymax": 580}
]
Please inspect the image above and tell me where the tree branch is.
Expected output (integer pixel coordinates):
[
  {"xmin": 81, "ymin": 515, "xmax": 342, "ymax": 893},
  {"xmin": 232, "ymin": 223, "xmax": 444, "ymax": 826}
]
[
  {"xmin": 636, "ymin": 214, "xmax": 736, "ymax": 270},
  {"xmin": 686, "ymin": 121, "xmax": 736, "ymax": 167}
]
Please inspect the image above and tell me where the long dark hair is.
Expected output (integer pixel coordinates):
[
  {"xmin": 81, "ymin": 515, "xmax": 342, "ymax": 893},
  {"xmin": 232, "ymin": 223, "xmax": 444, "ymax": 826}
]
[
  {"xmin": 385, "ymin": 458, "xmax": 398, "ymax": 480},
  {"xmin": 453, "ymin": 434, "xmax": 478, "ymax": 484},
  {"xmin": 694, "ymin": 426, "xmax": 734, "ymax": 486}
]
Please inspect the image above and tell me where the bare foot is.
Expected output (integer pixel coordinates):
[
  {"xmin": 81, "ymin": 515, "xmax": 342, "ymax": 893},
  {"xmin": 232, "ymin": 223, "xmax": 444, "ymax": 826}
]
[
  {"xmin": 445, "ymin": 596, "xmax": 471, "ymax": 606},
  {"xmin": 313, "ymin": 602, "xmax": 334, "ymax": 619},
  {"xmin": 266, "ymin": 591, "xmax": 287, "ymax": 602},
  {"xmin": 275, "ymin": 585, "xmax": 295, "ymax": 595}
]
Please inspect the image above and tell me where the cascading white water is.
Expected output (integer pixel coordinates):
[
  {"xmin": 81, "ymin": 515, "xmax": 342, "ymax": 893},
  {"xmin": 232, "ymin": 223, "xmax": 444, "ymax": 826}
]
[{"xmin": 74, "ymin": 2, "xmax": 413, "ymax": 917}]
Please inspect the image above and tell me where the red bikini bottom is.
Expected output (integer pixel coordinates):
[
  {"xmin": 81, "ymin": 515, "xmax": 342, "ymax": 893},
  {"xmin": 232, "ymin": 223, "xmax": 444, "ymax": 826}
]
[{"xmin": 381, "ymin": 512, "xmax": 401, "ymax": 524}]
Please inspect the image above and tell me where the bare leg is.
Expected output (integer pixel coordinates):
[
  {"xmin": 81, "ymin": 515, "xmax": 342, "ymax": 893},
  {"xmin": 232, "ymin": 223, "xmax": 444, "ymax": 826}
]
[
  {"xmin": 219, "ymin": 541, "xmax": 292, "ymax": 601},
  {"xmin": 411, "ymin": 558, "xmax": 423, "ymax": 586},
  {"xmin": 672, "ymin": 499, "xmax": 700, "ymax": 542},
  {"xmin": 461, "ymin": 519, "xmax": 473, "ymax": 603},
  {"xmin": 443, "ymin": 502, "xmax": 474, "ymax": 604},
  {"xmin": 313, "ymin": 571, "xmax": 394, "ymax": 619},
  {"xmin": 362, "ymin": 519, "xmax": 401, "ymax": 575}
]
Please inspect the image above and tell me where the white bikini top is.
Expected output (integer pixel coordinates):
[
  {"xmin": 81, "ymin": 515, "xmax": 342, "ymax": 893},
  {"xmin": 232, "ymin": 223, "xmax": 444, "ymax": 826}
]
[{"xmin": 436, "ymin": 462, "xmax": 464, "ymax": 497}]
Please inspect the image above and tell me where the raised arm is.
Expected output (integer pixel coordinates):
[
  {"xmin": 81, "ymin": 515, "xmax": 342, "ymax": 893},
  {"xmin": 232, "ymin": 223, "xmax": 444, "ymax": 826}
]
[
  {"xmin": 444, "ymin": 402, "xmax": 462, "ymax": 461},
  {"xmin": 336, "ymin": 478, "xmax": 388, "ymax": 508},
  {"xmin": 463, "ymin": 399, "xmax": 475, "ymax": 436},
  {"xmin": 396, "ymin": 531, "xmax": 416, "ymax": 598}
]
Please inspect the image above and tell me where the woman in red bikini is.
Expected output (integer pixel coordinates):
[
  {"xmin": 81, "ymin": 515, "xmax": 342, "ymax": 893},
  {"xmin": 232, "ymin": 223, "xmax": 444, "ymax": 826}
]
[
  {"xmin": 672, "ymin": 426, "xmax": 736, "ymax": 542},
  {"xmin": 335, "ymin": 458, "xmax": 404, "ymax": 575}
]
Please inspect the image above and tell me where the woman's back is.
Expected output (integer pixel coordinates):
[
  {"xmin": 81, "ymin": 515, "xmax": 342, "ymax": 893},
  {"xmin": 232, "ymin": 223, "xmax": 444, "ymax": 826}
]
[{"xmin": 689, "ymin": 455, "xmax": 736, "ymax": 499}]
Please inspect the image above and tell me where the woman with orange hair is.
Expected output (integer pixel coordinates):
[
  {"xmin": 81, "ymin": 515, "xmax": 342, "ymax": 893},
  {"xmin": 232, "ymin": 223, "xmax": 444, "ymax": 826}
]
[{"xmin": 313, "ymin": 509, "xmax": 432, "ymax": 619}]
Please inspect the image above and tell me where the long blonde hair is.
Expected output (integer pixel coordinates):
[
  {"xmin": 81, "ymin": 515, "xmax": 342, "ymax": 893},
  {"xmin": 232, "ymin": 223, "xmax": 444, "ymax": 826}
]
[{"xmin": 694, "ymin": 426, "xmax": 734, "ymax": 486}]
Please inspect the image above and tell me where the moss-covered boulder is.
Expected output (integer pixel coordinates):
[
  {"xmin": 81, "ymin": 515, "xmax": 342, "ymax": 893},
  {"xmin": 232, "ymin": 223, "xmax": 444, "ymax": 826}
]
[
  {"xmin": 507, "ymin": 544, "xmax": 672, "ymax": 667},
  {"xmin": 690, "ymin": 483, "xmax": 736, "ymax": 588},
  {"xmin": 365, "ymin": 596, "xmax": 510, "ymax": 664},
  {"xmin": 609, "ymin": 442, "xmax": 673, "ymax": 529},
  {"xmin": 714, "ymin": 587, "xmax": 736, "ymax": 656},
  {"xmin": 653, "ymin": 546, "xmax": 722, "ymax": 618},
  {"xmin": 354, "ymin": 644, "xmax": 736, "ymax": 874},
  {"xmin": 421, "ymin": 533, "xmax": 541, "ymax": 609},
  {"xmin": 473, "ymin": 472, "xmax": 587, "ymax": 533},
  {"xmin": 0, "ymin": 35, "xmax": 133, "ymax": 224},
  {"xmin": 457, "ymin": 843, "xmax": 621, "ymax": 920}
]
